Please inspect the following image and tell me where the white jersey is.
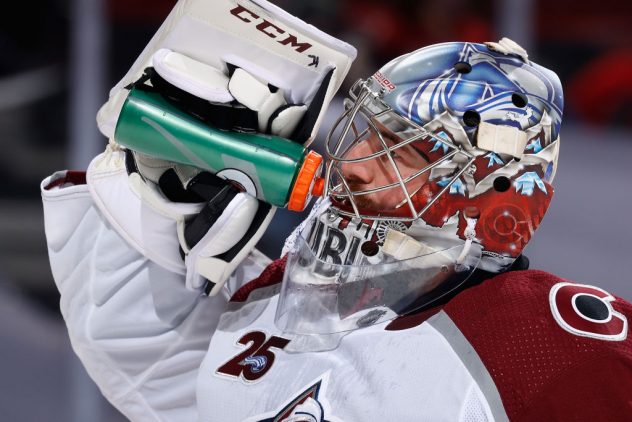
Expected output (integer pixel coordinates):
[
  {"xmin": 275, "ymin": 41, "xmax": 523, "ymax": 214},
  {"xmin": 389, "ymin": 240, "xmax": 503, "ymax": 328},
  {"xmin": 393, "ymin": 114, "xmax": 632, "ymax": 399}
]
[{"xmin": 197, "ymin": 282, "xmax": 497, "ymax": 422}]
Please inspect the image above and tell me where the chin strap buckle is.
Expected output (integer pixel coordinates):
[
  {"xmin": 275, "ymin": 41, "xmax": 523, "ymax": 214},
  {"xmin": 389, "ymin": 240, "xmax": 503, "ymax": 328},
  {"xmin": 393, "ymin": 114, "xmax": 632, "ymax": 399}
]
[{"xmin": 456, "ymin": 208, "xmax": 480, "ymax": 270}]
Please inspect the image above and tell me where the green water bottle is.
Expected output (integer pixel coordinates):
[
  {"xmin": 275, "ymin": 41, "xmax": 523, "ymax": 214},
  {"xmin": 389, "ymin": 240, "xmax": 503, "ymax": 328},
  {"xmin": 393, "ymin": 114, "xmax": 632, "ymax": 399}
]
[{"xmin": 114, "ymin": 88, "xmax": 324, "ymax": 211}]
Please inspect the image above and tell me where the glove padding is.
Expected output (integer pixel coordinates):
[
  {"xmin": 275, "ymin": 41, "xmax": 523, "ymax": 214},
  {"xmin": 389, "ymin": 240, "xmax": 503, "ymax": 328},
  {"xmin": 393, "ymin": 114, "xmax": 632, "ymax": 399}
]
[
  {"xmin": 227, "ymin": 67, "xmax": 307, "ymax": 137},
  {"xmin": 152, "ymin": 48, "xmax": 307, "ymax": 138},
  {"xmin": 97, "ymin": 0, "xmax": 357, "ymax": 145},
  {"xmin": 184, "ymin": 192, "xmax": 258, "ymax": 292}
]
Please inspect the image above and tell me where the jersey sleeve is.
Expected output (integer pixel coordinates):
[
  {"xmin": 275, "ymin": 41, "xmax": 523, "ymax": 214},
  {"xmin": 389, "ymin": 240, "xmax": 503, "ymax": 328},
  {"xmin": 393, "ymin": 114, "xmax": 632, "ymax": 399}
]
[
  {"xmin": 515, "ymin": 350, "xmax": 632, "ymax": 421},
  {"xmin": 41, "ymin": 170, "xmax": 265, "ymax": 421}
]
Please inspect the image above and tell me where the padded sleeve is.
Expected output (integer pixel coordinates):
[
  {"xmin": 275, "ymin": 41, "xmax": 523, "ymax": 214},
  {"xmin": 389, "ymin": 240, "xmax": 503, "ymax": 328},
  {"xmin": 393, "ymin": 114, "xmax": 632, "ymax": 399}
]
[{"xmin": 41, "ymin": 173, "xmax": 265, "ymax": 421}]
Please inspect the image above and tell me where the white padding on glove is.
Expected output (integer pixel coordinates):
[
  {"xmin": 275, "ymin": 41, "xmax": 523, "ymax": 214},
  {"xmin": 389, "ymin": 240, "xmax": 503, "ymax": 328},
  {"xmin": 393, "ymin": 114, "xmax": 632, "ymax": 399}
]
[
  {"xmin": 153, "ymin": 48, "xmax": 234, "ymax": 103},
  {"xmin": 97, "ymin": 0, "xmax": 357, "ymax": 145},
  {"xmin": 185, "ymin": 193, "xmax": 258, "ymax": 291},
  {"xmin": 228, "ymin": 68, "xmax": 307, "ymax": 136},
  {"xmin": 87, "ymin": 146, "xmax": 202, "ymax": 275},
  {"xmin": 87, "ymin": 144, "xmax": 275, "ymax": 295},
  {"xmin": 152, "ymin": 47, "xmax": 309, "ymax": 137},
  {"xmin": 271, "ymin": 105, "xmax": 308, "ymax": 138}
]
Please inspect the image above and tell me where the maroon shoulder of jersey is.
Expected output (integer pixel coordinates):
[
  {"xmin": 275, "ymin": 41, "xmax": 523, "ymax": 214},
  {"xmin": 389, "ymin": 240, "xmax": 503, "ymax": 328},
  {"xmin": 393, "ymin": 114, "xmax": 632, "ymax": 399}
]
[{"xmin": 440, "ymin": 269, "xmax": 632, "ymax": 420}]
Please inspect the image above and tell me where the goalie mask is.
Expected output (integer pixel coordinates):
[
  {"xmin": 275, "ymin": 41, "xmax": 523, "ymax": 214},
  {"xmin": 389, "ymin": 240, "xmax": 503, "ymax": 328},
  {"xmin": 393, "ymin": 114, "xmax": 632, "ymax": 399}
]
[{"xmin": 276, "ymin": 39, "xmax": 564, "ymax": 335}]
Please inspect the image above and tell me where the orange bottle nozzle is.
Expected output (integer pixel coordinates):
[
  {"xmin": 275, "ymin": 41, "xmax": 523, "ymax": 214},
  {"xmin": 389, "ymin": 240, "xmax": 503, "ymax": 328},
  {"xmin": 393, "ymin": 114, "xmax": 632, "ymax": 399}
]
[
  {"xmin": 288, "ymin": 150, "xmax": 324, "ymax": 212},
  {"xmin": 311, "ymin": 177, "xmax": 325, "ymax": 197}
]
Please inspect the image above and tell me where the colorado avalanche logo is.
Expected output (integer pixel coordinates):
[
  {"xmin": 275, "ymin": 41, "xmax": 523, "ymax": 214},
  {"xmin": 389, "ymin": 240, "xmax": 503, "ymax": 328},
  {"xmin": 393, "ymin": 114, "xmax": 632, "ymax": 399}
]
[
  {"xmin": 243, "ymin": 355, "xmax": 268, "ymax": 373},
  {"xmin": 390, "ymin": 42, "xmax": 562, "ymax": 142},
  {"xmin": 246, "ymin": 378, "xmax": 342, "ymax": 422}
]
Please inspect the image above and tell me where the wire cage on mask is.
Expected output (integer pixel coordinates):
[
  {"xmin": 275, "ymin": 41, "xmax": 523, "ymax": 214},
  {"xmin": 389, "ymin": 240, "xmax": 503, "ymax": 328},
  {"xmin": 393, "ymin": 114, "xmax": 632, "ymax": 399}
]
[{"xmin": 325, "ymin": 79, "xmax": 477, "ymax": 222}]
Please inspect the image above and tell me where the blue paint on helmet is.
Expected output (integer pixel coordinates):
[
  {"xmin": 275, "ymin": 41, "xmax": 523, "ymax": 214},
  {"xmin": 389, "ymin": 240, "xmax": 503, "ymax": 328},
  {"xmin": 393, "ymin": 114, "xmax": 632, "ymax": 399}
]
[{"xmin": 375, "ymin": 42, "xmax": 563, "ymax": 142}]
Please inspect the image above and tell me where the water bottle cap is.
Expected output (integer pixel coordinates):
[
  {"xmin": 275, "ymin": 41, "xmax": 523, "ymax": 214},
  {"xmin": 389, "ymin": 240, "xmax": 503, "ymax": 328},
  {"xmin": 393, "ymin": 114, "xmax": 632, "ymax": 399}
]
[
  {"xmin": 312, "ymin": 177, "xmax": 325, "ymax": 197},
  {"xmin": 288, "ymin": 150, "xmax": 323, "ymax": 211}
]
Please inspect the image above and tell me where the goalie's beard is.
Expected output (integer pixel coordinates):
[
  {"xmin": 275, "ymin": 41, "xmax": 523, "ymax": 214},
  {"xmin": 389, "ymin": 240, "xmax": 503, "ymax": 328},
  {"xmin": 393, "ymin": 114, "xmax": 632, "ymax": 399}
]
[
  {"xmin": 342, "ymin": 187, "xmax": 379, "ymax": 210},
  {"xmin": 344, "ymin": 177, "xmax": 407, "ymax": 210},
  {"xmin": 334, "ymin": 165, "xmax": 429, "ymax": 213},
  {"xmin": 329, "ymin": 185, "xmax": 431, "ymax": 220}
]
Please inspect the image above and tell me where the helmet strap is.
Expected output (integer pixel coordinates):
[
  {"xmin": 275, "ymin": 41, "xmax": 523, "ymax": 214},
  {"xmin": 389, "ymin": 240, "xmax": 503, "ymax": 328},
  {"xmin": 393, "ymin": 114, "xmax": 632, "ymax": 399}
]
[{"xmin": 456, "ymin": 215, "xmax": 478, "ymax": 268}]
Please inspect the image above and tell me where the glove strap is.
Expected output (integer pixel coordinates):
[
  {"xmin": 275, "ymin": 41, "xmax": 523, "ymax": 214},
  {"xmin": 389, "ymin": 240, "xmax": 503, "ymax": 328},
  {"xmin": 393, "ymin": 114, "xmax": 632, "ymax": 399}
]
[
  {"xmin": 183, "ymin": 175, "xmax": 240, "ymax": 250},
  {"xmin": 202, "ymin": 201, "xmax": 273, "ymax": 296}
]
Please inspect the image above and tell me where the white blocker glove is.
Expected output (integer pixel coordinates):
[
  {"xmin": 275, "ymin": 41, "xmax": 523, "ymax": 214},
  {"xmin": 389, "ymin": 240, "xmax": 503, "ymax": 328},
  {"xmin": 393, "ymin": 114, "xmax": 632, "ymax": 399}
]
[
  {"xmin": 97, "ymin": 0, "xmax": 357, "ymax": 146},
  {"xmin": 128, "ymin": 150, "xmax": 276, "ymax": 295},
  {"xmin": 150, "ymin": 48, "xmax": 308, "ymax": 139},
  {"xmin": 92, "ymin": 0, "xmax": 357, "ymax": 292}
]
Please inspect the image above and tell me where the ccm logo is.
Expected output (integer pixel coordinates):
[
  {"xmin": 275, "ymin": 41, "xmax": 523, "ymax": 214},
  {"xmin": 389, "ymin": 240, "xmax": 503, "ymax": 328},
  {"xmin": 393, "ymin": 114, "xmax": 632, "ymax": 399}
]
[{"xmin": 230, "ymin": 5, "xmax": 312, "ymax": 54}]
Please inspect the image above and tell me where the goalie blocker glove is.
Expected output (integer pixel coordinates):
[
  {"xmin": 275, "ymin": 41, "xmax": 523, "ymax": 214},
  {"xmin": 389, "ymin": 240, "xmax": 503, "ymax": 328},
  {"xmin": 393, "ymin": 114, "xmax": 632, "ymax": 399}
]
[{"xmin": 146, "ymin": 48, "xmax": 309, "ymax": 139}]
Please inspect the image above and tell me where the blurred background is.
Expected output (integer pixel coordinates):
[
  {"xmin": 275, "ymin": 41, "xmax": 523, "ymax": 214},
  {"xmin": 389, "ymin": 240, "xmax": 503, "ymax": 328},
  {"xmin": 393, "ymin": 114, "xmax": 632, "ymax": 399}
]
[{"xmin": 1, "ymin": 0, "xmax": 631, "ymax": 419}]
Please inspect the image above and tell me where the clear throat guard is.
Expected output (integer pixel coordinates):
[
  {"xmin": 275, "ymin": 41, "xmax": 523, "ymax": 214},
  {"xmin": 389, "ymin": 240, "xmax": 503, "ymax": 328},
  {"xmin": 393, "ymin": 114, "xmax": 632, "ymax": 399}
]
[{"xmin": 275, "ymin": 216, "xmax": 481, "ymax": 336}]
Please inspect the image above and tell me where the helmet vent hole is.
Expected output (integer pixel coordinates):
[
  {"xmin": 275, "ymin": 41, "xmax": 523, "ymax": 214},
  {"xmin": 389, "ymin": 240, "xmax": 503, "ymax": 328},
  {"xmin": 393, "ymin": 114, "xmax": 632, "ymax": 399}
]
[
  {"xmin": 454, "ymin": 62, "xmax": 472, "ymax": 74},
  {"xmin": 361, "ymin": 241, "xmax": 380, "ymax": 257},
  {"xmin": 493, "ymin": 176, "xmax": 511, "ymax": 192},
  {"xmin": 463, "ymin": 110, "xmax": 481, "ymax": 127},
  {"xmin": 512, "ymin": 93, "xmax": 528, "ymax": 108}
]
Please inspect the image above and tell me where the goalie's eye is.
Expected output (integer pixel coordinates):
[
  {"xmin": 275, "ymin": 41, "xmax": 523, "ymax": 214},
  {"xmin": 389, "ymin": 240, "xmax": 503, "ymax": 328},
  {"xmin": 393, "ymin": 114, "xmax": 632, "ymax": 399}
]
[{"xmin": 382, "ymin": 134, "xmax": 417, "ymax": 166}]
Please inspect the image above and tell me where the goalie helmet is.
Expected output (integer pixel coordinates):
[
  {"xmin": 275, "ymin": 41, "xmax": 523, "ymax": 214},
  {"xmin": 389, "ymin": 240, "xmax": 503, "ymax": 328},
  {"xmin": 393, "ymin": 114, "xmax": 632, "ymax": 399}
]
[
  {"xmin": 276, "ymin": 39, "xmax": 564, "ymax": 336},
  {"xmin": 325, "ymin": 38, "xmax": 563, "ymax": 271}
]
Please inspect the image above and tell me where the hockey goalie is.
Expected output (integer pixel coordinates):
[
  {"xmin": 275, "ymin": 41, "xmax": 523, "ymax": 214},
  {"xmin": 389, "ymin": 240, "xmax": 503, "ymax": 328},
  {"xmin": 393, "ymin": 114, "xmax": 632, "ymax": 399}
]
[{"xmin": 41, "ymin": 0, "xmax": 632, "ymax": 420}]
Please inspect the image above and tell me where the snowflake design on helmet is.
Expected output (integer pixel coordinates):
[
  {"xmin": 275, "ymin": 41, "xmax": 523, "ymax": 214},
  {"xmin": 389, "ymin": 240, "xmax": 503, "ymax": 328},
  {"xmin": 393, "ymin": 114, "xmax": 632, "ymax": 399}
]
[
  {"xmin": 428, "ymin": 131, "xmax": 451, "ymax": 154},
  {"xmin": 485, "ymin": 152, "xmax": 504, "ymax": 168}
]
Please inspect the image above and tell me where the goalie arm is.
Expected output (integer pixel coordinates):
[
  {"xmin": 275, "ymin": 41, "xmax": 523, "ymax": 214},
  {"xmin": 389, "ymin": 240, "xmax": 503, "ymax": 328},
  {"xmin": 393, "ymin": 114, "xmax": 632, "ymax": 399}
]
[{"xmin": 41, "ymin": 148, "xmax": 271, "ymax": 421}]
